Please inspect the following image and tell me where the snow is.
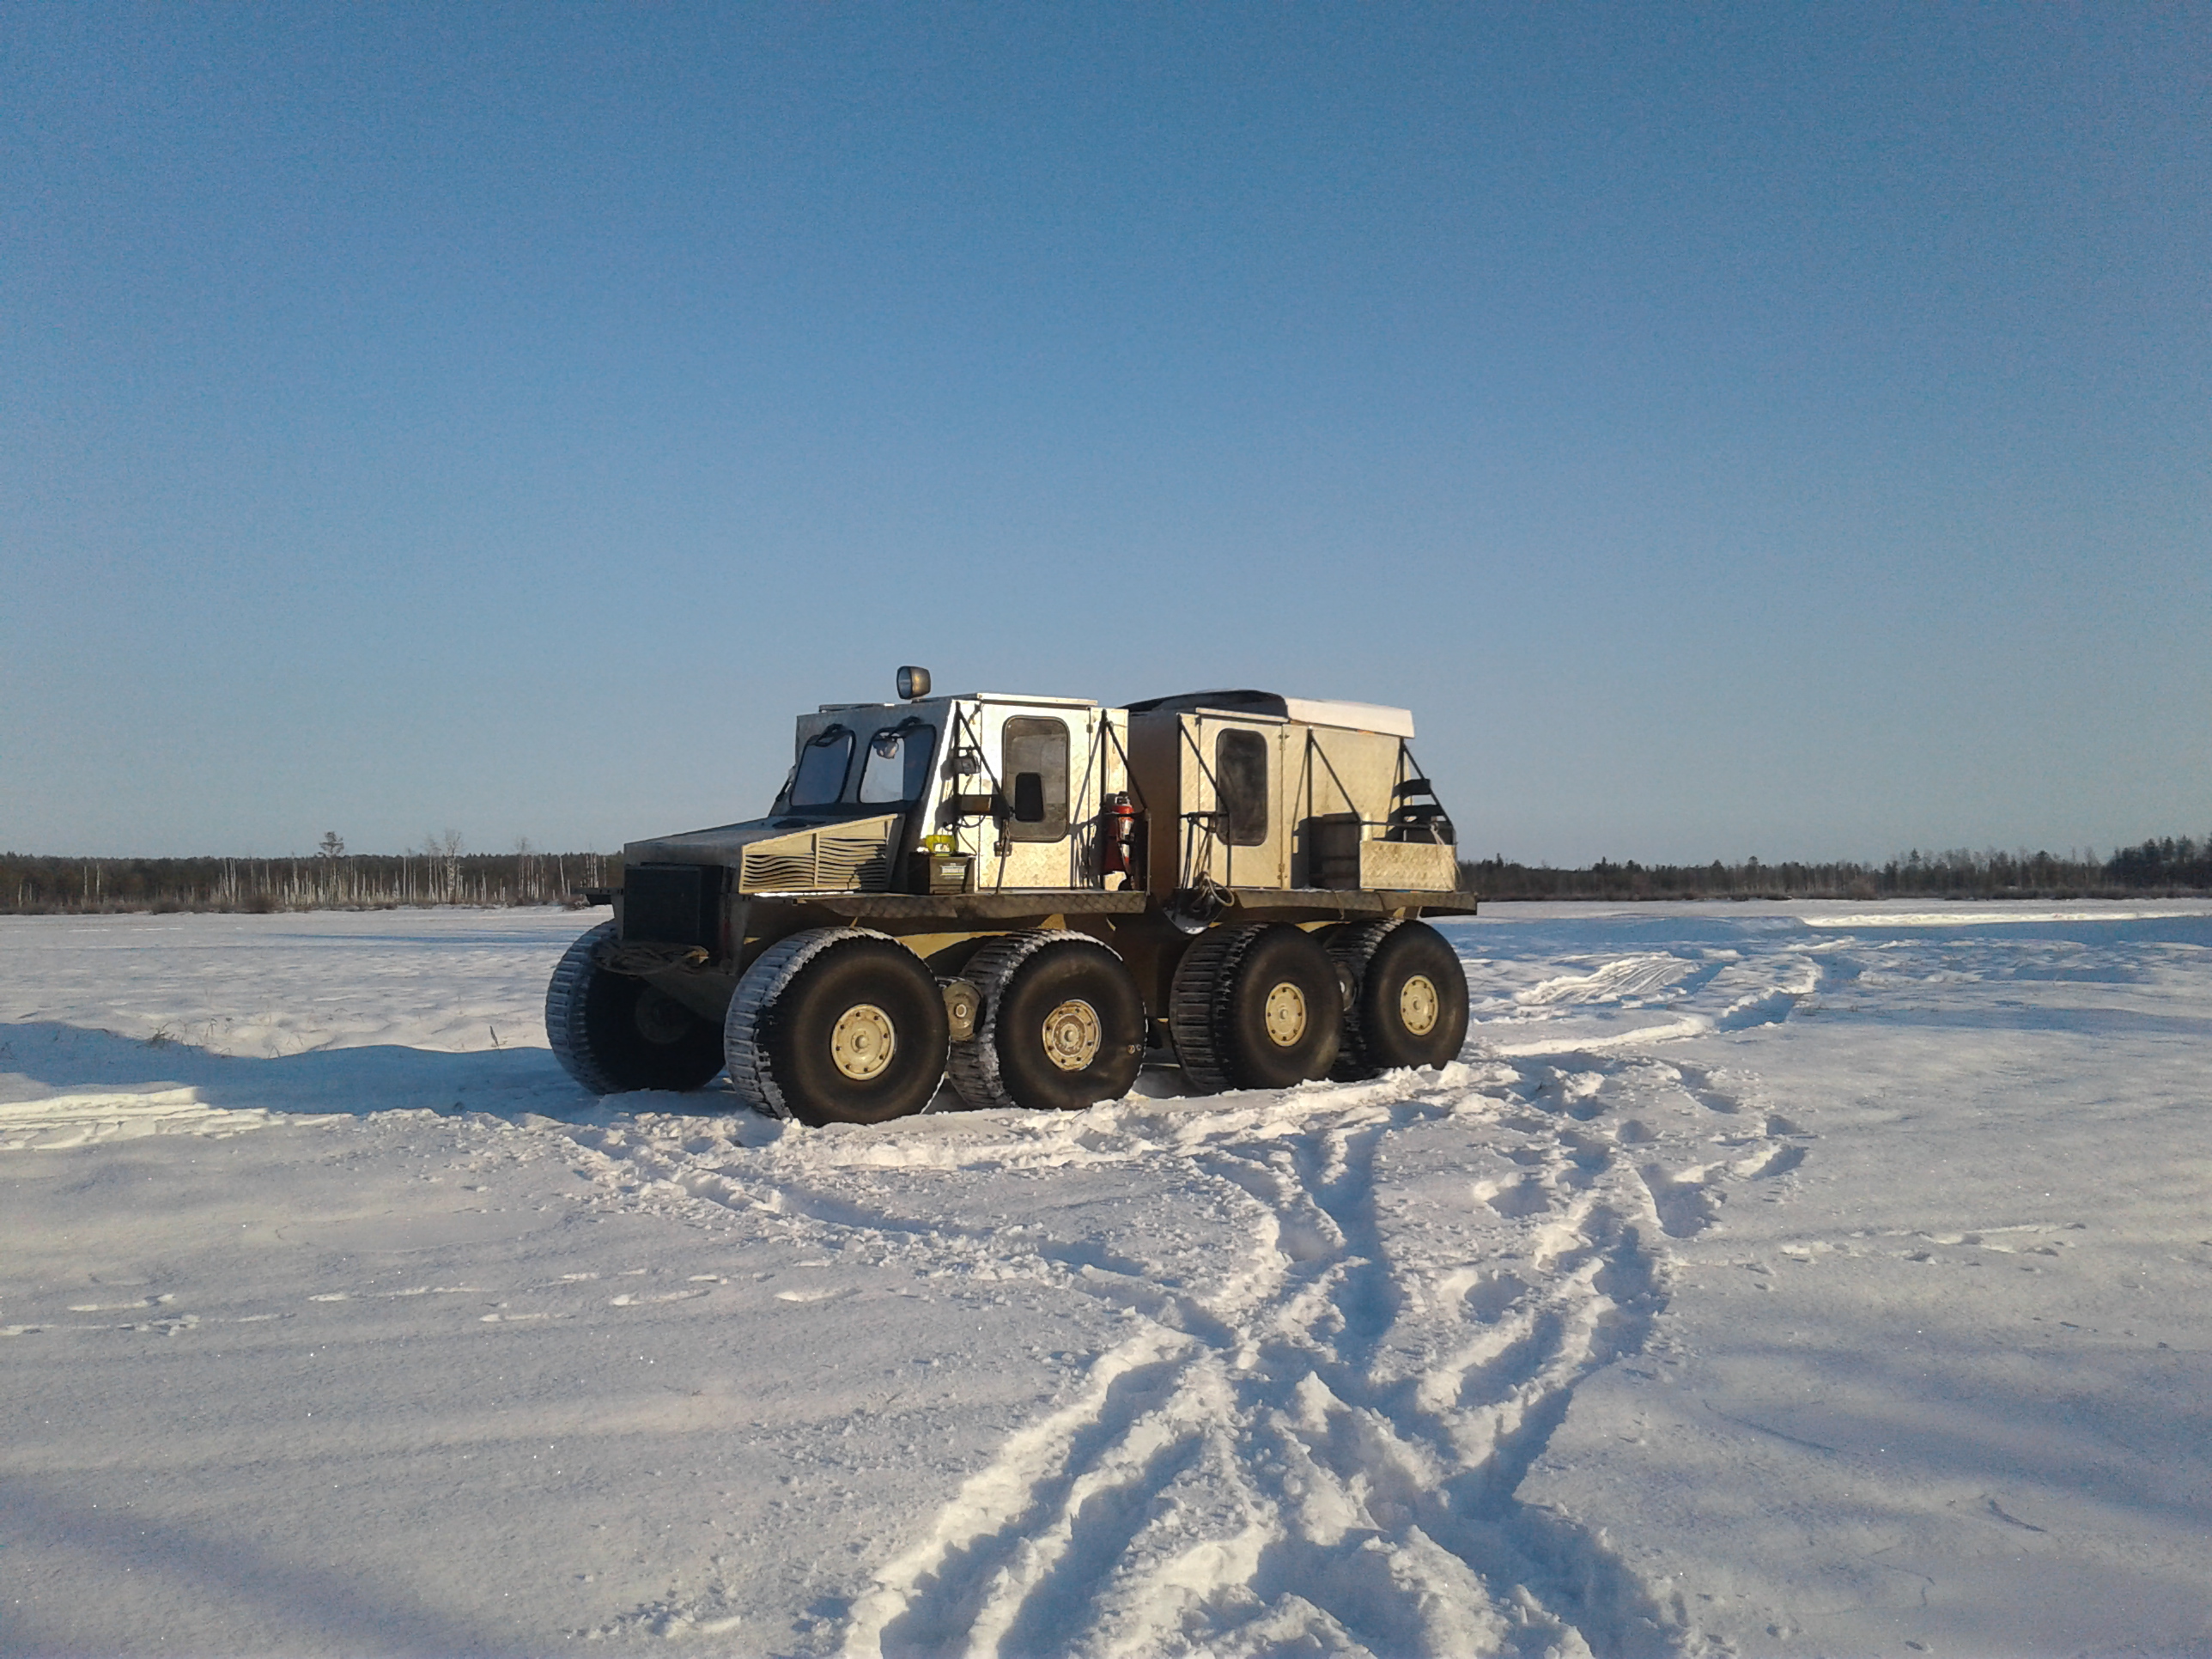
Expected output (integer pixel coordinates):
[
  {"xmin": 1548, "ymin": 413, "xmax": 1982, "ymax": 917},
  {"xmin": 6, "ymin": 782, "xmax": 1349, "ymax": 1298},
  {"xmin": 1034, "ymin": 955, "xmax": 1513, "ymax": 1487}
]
[{"xmin": 3, "ymin": 901, "xmax": 2209, "ymax": 1657}]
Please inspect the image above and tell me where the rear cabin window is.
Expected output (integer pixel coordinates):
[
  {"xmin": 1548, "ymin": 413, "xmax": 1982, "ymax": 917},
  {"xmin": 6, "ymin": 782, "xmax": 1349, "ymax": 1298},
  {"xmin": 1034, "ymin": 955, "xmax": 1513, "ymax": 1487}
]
[
  {"xmin": 789, "ymin": 728, "xmax": 854, "ymax": 806},
  {"xmin": 1000, "ymin": 717, "xmax": 1071, "ymax": 842},
  {"xmin": 1215, "ymin": 728, "xmax": 1269, "ymax": 847},
  {"xmin": 860, "ymin": 723, "xmax": 938, "ymax": 805}
]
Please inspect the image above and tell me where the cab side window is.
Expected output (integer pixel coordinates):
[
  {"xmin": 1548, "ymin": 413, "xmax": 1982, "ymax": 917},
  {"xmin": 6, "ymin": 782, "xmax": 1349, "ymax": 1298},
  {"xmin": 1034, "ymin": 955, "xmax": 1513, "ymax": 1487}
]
[
  {"xmin": 1215, "ymin": 728, "xmax": 1268, "ymax": 846},
  {"xmin": 1000, "ymin": 717, "xmax": 1070, "ymax": 842}
]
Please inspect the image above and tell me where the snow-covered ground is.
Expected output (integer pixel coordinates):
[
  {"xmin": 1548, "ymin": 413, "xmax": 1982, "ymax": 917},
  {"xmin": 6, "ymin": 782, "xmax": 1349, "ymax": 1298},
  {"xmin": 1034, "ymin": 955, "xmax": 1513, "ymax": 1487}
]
[{"xmin": 3, "ymin": 902, "xmax": 2209, "ymax": 1658}]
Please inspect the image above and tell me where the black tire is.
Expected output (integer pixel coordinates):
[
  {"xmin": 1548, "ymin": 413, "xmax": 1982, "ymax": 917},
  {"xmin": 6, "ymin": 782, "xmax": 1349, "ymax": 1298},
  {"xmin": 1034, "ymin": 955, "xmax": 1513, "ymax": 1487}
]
[
  {"xmin": 1170, "ymin": 923, "xmax": 1342, "ymax": 1093},
  {"xmin": 545, "ymin": 921, "xmax": 726, "ymax": 1096},
  {"xmin": 947, "ymin": 932, "xmax": 1146, "ymax": 1112},
  {"xmin": 724, "ymin": 929, "xmax": 948, "ymax": 1127},
  {"xmin": 1325, "ymin": 919, "xmax": 1469, "ymax": 1079}
]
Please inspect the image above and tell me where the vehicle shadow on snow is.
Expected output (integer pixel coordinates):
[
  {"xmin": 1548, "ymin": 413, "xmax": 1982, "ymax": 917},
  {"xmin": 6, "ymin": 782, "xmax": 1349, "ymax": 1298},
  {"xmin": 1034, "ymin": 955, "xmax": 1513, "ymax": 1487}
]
[
  {"xmin": 0, "ymin": 1019, "xmax": 643, "ymax": 1124},
  {"xmin": 0, "ymin": 1020, "xmax": 1175, "ymax": 1132},
  {"xmin": 4, "ymin": 1474, "xmax": 496, "ymax": 1657}
]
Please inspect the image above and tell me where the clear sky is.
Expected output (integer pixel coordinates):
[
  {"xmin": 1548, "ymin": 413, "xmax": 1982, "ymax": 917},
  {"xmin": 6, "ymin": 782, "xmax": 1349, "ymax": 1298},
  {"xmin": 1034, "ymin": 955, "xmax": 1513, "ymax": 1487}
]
[{"xmin": 4, "ymin": 4, "xmax": 2206, "ymax": 865}]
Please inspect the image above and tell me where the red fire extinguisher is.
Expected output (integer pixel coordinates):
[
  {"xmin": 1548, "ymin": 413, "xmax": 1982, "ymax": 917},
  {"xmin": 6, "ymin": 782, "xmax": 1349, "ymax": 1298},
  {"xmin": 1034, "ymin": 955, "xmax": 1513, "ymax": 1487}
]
[{"xmin": 1100, "ymin": 792, "xmax": 1139, "ymax": 886}]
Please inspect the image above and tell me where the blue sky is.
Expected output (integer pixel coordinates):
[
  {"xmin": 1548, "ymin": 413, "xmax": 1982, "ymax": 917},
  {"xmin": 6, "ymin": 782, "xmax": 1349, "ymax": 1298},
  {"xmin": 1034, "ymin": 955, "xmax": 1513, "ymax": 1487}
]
[{"xmin": 4, "ymin": 4, "xmax": 2205, "ymax": 863}]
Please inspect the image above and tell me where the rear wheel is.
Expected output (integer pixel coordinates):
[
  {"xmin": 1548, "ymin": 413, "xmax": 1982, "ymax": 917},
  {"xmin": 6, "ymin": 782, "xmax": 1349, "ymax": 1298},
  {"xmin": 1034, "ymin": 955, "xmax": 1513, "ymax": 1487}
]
[
  {"xmin": 1325, "ymin": 919, "xmax": 1469, "ymax": 1079},
  {"xmin": 1170, "ymin": 923, "xmax": 1342, "ymax": 1093},
  {"xmin": 947, "ymin": 932, "xmax": 1146, "ymax": 1112},
  {"xmin": 725, "ymin": 929, "xmax": 948, "ymax": 1126},
  {"xmin": 545, "ymin": 921, "xmax": 726, "ymax": 1096}
]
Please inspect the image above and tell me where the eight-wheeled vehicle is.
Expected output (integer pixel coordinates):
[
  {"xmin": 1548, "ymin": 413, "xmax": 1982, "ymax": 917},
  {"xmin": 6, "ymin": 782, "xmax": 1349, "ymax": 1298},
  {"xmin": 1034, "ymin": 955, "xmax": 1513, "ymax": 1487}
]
[{"xmin": 546, "ymin": 670, "xmax": 1477, "ymax": 1124}]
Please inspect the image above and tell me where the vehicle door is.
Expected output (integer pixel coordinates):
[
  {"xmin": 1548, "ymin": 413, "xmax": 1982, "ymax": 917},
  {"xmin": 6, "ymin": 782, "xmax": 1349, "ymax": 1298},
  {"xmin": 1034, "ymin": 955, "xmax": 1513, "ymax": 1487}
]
[
  {"xmin": 1181, "ymin": 713, "xmax": 1290, "ymax": 890},
  {"xmin": 959, "ymin": 702, "xmax": 1105, "ymax": 890}
]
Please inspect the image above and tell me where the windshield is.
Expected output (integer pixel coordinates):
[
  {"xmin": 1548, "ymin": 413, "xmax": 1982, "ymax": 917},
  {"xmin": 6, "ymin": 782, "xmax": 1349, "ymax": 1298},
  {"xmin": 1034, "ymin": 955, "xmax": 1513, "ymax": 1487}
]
[
  {"xmin": 860, "ymin": 722, "xmax": 939, "ymax": 805},
  {"xmin": 787, "ymin": 728, "xmax": 855, "ymax": 807}
]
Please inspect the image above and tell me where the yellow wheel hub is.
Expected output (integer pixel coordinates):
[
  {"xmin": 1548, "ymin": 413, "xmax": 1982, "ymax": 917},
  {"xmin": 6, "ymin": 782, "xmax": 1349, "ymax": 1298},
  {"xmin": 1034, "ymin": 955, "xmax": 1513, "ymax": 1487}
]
[
  {"xmin": 830, "ymin": 1003, "xmax": 896, "ymax": 1080},
  {"xmin": 1042, "ymin": 999, "xmax": 1103, "ymax": 1073},
  {"xmin": 1263, "ymin": 981, "xmax": 1309, "ymax": 1048},
  {"xmin": 1398, "ymin": 974, "xmax": 1439, "ymax": 1036}
]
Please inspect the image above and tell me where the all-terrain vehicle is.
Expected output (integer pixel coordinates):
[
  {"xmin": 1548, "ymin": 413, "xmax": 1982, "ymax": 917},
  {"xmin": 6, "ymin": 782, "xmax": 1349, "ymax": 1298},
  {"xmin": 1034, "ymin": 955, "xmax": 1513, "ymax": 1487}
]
[{"xmin": 546, "ymin": 671, "xmax": 1478, "ymax": 1125}]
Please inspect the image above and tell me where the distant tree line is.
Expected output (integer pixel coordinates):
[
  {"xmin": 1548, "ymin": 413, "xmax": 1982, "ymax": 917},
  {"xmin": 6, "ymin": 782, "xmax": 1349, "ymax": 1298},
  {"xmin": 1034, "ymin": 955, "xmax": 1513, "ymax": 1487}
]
[
  {"xmin": 1, "ymin": 833, "xmax": 614, "ymax": 915},
  {"xmin": 6, "ymin": 834, "xmax": 2208, "ymax": 915},
  {"xmin": 1459, "ymin": 837, "xmax": 2212, "ymax": 901}
]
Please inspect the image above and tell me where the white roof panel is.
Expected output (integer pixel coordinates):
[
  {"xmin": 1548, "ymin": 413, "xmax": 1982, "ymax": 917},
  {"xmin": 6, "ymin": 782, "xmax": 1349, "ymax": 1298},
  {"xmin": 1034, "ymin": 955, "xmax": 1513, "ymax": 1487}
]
[
  {"xmin": 1279, "ymin": 697, "xmax": 1415, "ymax": 738},
  {"xmin": 1127, "ymin": 689, "xmax": 1414, "ymax": 738}
]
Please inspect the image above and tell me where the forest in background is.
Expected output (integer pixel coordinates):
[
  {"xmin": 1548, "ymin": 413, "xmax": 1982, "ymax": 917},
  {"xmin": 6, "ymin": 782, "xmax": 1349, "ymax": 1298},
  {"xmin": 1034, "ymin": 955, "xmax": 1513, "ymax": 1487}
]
[
  {"xmin": 3, "ymin": 836, "xmax": 2208, "ymax": 915},
  {"xmin": 2, "ymin": 836, "xmax": 612, "ymax": 915},
  {"xmin": 1457, "ymin": 838, "xmax": 2212, "ymax": 901}
]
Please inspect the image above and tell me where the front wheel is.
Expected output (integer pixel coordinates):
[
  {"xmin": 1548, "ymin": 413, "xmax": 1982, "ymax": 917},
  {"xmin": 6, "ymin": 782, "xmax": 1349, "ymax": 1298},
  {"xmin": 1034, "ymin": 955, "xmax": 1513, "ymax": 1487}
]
[
  {"xmin": 725, "ymin": 929, "xmax": 949, "ymax": 1127},
  {"xmin": 545, "ymin": 921, "xmax": 727, "ymax": 1096}
]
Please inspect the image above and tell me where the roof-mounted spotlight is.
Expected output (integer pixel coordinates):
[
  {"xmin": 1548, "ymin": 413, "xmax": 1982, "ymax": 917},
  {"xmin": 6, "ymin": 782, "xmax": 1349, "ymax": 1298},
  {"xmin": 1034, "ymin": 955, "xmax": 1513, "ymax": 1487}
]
[{"xmin": 896, "ymin": 665, "xmax": 932, "ymax": 702}]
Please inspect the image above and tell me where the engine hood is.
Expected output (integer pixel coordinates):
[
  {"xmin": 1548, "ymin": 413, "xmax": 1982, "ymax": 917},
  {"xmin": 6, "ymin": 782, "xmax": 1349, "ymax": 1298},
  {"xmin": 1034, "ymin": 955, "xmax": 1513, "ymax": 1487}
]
[{"xmin": 625, "ymin": 811, "xmax": 903, "ymax": 896}]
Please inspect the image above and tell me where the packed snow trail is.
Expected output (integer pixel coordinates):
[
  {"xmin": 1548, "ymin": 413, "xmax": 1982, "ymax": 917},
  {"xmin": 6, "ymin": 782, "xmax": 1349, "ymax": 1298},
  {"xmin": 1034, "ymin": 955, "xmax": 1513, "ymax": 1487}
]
[
  {"xmin": 539, "ymin": 951, "xmax": 1820, "ymax": 1656},
  {"xmin": 6, "ymin": 903, "xmax": 2210, "ymax": 1656}
]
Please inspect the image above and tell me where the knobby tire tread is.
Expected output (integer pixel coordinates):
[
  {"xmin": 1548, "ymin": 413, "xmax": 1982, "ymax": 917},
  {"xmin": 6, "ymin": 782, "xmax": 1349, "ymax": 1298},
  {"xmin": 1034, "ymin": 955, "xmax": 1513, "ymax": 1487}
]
[
  {"xmin": 1327, "ymin": 917, "xmax": 1403, "ymax": 1081},
  {"xmin": 725, "ymin": 927, "xmax": 887, "ymax": 1119},
  {"xmin": 545, "ymin": 921, "xmax": 622, "ymax": 1095},
  {"xmin": 945, "ymin": 930, "xmax": 1060, "ymax": 1111},
  {"xmin": 1169, "ymin": 923, "xmax": 1268, "ymax": 1095}
]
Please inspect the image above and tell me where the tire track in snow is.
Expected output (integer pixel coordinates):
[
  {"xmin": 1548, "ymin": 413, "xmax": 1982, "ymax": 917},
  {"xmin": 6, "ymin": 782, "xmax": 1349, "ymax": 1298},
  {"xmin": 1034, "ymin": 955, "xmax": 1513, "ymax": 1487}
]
[
  {"xmin": 553, "ymin": 949, "xmax": 1820, "ymax": 1656},
  {"xmin": 1484, "ymin": 948, "xmax": 1830, "ymax": 1056},
  {"xmin": 841, "ymin": 1329, "xmax": 1205, "ymax": 1658},
  {"xmin": 1516, "ymin": 955, "xmax": 1717, "ymax": 1008},
  {"xmin": 822, "ymin": 1072, "xmax": 1742, "ymax": 1659}
]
